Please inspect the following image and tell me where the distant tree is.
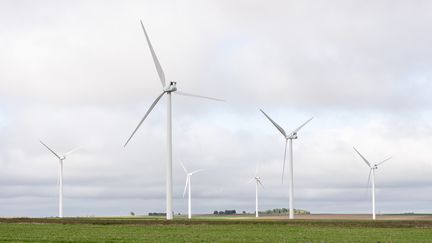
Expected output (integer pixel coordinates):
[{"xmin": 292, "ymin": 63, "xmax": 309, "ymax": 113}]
[
  {"xmin": 213, "ymin": 211, "xmax": 219, "ymax": 215},
  {"xmin": 261, "ymin": 208, "xmax": 309, "ymax": 215},
  {"xmin": 219, "ymin": 211, "xmax": 224, "ymax": 214},
  {"xmin": 130, "ymin": 212, "xmax": 135, "ymax": 216},
  {"xmin": 224, "ymin": 210, "xmax": 236, "ymax": 215},
  {"xmin": 242, "ymin": 211, "xmax": 246, "ymax": 214},
  {"xmin": 273, "ymin": 209, "xmax": 282, "ymax": 214}
]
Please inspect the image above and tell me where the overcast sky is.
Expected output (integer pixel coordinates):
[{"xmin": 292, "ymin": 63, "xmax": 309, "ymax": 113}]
[{"xmin": 1, "ymin": 0, "xmax": 432, "ymax": 217}]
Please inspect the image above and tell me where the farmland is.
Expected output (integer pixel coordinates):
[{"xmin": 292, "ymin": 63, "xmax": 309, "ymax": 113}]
[{"xmin": 1, "ymin": 215, "xmax": 432, "ymax": 242}]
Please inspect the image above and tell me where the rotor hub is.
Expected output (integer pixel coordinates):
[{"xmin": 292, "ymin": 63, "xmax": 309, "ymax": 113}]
[
  {"xmin": 288, "ymin": 133, "xmax": 298, "ymax": 139},
  {"xmin": 164, "ymin": 81, "xmax": 177, "ymax": 92}
]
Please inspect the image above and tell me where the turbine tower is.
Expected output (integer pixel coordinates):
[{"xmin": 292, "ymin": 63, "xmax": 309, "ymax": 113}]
[
  {"xmin": 260, "ymin": 109, "xmax": 313, "ymax": 219},
  {"xmin": 353, "ymin": 147, "xmax": 391, "ymax": 220},
  {"xmin": 180, "ymin": 161, "xmax": 205, "ymax": 219},
  {"xmin": 40, "ymin": 141, "xmax": 80, "ymax": 218},
  {"xmin": 248, "ymin": 165, "xmax": 263, "ymax": 218},
  {"xmin": 124, "ymin": 20, "xmax": 222, "ymax": 220}
]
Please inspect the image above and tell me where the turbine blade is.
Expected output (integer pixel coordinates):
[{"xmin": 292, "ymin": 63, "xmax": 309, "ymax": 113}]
[
  {"xmin": 183, "ymin": 176, "xmax": 189, "ymax": 198},
  {"xmin": 260, "ymin": 109, "xmax": 287, "ymax": 138},
  {"xmin": 363, "ymin": 168, "xmax": 372, "ymax": 197},
  {"xmin": 282, "ymin": 139, "xmax": 288, "ymax": 184},
  {"xmin": 377, "ymin": 157, "xmax": 392, "ymax": 166},
  {"xmin": 255, "ymin": 164, "xmax": 258, "ymax": 177},
  {"xmin": 65, "ymin": 146, "xmax": 81, "ymax": 156},
  {"xmin": 176, "ymin": 91, "xmax": 225, "ymax": 102},
  {"xmin": 353, "ymin": 147, "xmax": 371, "ymax": 168},
  {"xmin": 190, "ymin": 169, "xmax": 206, "ymax": 175},
  {"xmin": 40, "ymin": 141, "xmax": 61, "ymax": 159},
  {"xmin": 56, "ymin": 165, "xmax": 60, "ymax": 188},
  {"xmin": 291, "ymin": 117, "xmax": 313, "ymax": 135},
  {"xmin": 124, "ymin": 91, "xmax": 165, "ymax": 147},
  {"xmin": 179, "ymin": 161, "xmax": 188, "ymax": 174},
  {"xmin": 247, "ymin": 178, "xmax": 255, "ymax": 184},
  {"xmin": 366, "ymin": 169, "xmax": 372, "ymax": 189},
  {"xmin": 140, "ymin": 20, "xmax": 166, "ymax": 88}
]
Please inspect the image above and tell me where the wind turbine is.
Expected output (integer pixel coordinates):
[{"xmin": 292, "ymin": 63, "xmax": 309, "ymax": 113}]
[
  {"xmin": 180, "ymin": 161, "xmax": 205, "ymax": 219},
  {"xmin": 40, "ymin": 141, "xmax": 80, "ymax": 218},
  {"xmin": 248, "ymin": 165, "xmax": 263, "ymax": 218},
  {"xmin": 124, "ymin": 20, "xmax": 223, "ymax": 220},
  {"xmin": 260, "ymin": 109, "xmax": 313, "ymax": 219},
  {"xmin": 353, "ymin": 147, "xmax": 391, "ymax": 220}
]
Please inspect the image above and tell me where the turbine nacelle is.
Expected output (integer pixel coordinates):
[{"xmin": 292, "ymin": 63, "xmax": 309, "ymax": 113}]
[
  {"xmin": 287, "ymin": 133, "xmax": 298, "ymax": 140},
  {"xmin": 60, "ymin": 156, "xmax": 66, "ymax": 161},
  {"xmin": 164, "ymin": 82, "xmax": 177, "ymax": 92}
]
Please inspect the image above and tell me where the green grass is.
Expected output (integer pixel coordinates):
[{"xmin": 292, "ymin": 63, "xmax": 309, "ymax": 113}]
[{"xmin": 1, "ymin": 218, "xmax": 432, "ymax": 242}]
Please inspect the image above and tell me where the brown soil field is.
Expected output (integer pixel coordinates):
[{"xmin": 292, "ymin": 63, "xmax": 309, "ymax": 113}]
[{"xmin": 258, "ymin": 214, "xmax": 432, "ymax": 221}]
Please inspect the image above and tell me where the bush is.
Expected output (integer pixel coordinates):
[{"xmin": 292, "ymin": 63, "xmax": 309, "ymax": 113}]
[{"xmin": 148, "ymin": 213, "xmax": 167, "ymax": 216}]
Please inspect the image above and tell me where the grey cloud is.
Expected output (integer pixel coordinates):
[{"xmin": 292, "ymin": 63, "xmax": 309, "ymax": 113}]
[{"xmin": 1, "ymin": 0, "xmax": 432, "ymax": 217}]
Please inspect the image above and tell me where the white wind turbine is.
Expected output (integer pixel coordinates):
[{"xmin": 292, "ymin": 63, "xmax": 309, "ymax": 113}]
[
  {"xmin": 248, "ymin": 165, "xmax": 263, "ymax": 218},
  {"xmin": 180, "ymin": 161, "xmax": 205, "ymax": 219},
  {"xmin": 353, "ymin": 147, "xmax": 391, "ymax": 220},
  {"xmin": 260, "ymin": 109, "xmax": 313, "ymax": 219},
  {"xmin": 40, "ymin": 141, "xmax": 80, "ymax": 218},
  {"xmin": 124, "ymin": 20, "xmax": 223, "ymax": 220}
]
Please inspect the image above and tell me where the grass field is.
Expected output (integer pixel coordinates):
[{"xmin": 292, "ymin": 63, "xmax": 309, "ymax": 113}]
[{"xmin": 1, "ymin": 216, "xmax": 432, "ymax": 242}]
